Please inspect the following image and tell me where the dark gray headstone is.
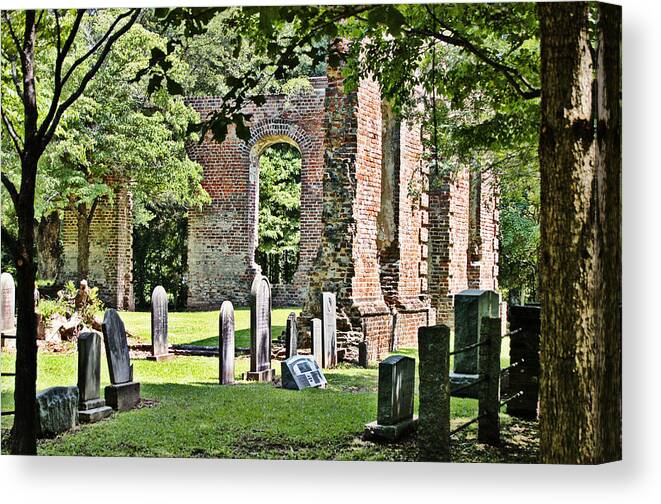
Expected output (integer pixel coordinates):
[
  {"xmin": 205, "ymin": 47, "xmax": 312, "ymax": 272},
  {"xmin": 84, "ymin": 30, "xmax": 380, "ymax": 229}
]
[
  {"xmin": 453, "ymin": 289, "xmax": 500, "ymax": 374},
  {"xmin": 281, "ymin": 355, "xmax": 327, "ymax": 390},
  {"xmin": 101, "ymin": 309, "xmax": 132, "ymax": 384},
  {"xmin": 285, "ymin": 312, "xmax": 298, "ymax": 359},
  {"xmin": 321, "ymin": 292, "xmax": 337, "ymax": 368},
  {"xmin": 150, "ymin": 285, "xmax": 169, "ymax": 357},
  {"xmin": 358, "ymin": 341, "xmax": 369, "ymax": 368},
  {"xmin": 0, "ymin": 272, "xmax": 15, "ymax": 332},
  {"xmin": 377, "ymin": 355, "xmax": 416, "ymax": 425},
  {"xmin": 246, "ymin": 274, "xmax": 273, "ymax": 381},
  {"xmin": 219, "ymin": 300, "xmax": 235, "ymax": 384},
  {"xmin": 78, "ymin": 331, "xmax": 102, "ymax": 404},
  {"xmin": 311, "ymin": 318, "xmax": 322, "ymax": 368},
  {"xmin": 35, "ymin": 386, "xmax": 79, "ymax": 438}
]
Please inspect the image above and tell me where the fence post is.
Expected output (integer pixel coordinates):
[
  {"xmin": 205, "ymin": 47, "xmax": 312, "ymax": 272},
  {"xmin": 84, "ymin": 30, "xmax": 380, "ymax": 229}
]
[
  {"xmin": 507, "ymin": 305, "xmax": 541, "ymax": 419},
  {"xmin": 478, "ymin": 316, "xmax": 501, "ymax": 446},
  {"xmin": 417, "ymin": 325, "xmax": 451, "ymax": 462}
]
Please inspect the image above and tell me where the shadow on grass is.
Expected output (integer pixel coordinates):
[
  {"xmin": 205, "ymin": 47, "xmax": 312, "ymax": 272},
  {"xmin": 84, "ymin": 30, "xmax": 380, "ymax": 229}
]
[{"xmin": 187, "ymin": 325, "xmax": 285, "ymax": 348}]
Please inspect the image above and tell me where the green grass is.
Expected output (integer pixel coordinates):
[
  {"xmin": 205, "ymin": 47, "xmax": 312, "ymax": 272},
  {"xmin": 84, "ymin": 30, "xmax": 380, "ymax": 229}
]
[{"xmin": 117, "ymin": 307, "xmax": 300, "ymax": 347}]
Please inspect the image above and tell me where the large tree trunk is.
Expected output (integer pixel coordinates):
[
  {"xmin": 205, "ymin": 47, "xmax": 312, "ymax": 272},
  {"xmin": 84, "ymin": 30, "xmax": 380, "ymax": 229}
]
[
  {"xmin": 76, "ymin": 202, "xmax": 91, "ymax": 280},
  {"xmin": 538, "ymin": 2, "xmax": 621, "ymax": 464},
  {"xmin": 36, "ymin": 212, "xmax": 62, "ymax": 281}
]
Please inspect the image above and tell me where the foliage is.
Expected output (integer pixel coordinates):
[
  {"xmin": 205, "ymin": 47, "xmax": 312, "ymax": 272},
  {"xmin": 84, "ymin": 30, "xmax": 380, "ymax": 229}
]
[{"xmin": 255, "ymin": 144, "xmax": 301, "ymax": 284}]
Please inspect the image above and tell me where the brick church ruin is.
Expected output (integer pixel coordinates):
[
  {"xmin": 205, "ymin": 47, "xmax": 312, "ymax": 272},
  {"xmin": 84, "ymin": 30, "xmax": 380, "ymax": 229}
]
[{"xmin": 59, "ymin": 69, "xmax": 499, "ymax": 361}]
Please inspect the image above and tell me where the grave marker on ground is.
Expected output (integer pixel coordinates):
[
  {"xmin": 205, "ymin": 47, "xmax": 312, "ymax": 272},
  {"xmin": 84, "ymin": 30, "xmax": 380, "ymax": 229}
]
[
  {"xmin": 77, "ymin": 331, "xmax": 112, "ymax": 422},
  {"xmin": 219, "ymin": 300, "xmax": 235, "ymax": 384},
  {"xmin": 321, "ymin": 292, "xmax": 337, "ymax": 368},
  {"xmin": 285, "ymin": 312, "xmax": 298, "ymax": 359},
  {"xmin": 364, "ymin": 355, "xmax": 417, "ymax": 441},
  {"xmin": 148, "ymin": 285, "xmax": 173, "ymax": 361},
  {"xmin": 102, "ymin": 309, "xmax": 141, "ymax": 410},
  {"xmin": 245, "ymin": 274, "xmax": 275, "ymax": 382},
  {"xmin": 281, "ymin": 355, "xmax": 327, "ymax": 390}
]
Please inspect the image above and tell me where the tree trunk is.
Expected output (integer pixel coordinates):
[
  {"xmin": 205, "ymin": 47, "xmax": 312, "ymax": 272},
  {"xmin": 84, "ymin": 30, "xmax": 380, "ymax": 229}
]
[
  {"xmin": 76, "ymin": 202, "xmax": 91, "ymax": 280},
  {"xmin": 36, "ymin": 212, "xmax": 62, "ymax": 281},
  {"xmin": 538, "ymin": 2, "xmax": 621, "ymax": 464}
]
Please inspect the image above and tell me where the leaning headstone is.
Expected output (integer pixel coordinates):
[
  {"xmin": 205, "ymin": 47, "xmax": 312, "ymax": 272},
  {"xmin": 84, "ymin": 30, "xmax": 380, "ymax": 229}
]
[
  {"xmin": 364, "ymin": 355, "xmax": 417, "ymax": 441},
  {"xmin": 35, "ymin": 386, "xmax": 79, "ymax": 438},
  {"xmin": 311, "ymin": 318, "xmax": 323, "ymax": 368},
  {"xmin": 0, "ymin": 272, "xmax": 15, "ymax": 332},
  {"xmin": 77, "ymin": 332, "xmax": 112, "ymax": 423},
  {"xmin": 148, "ymin": 285, "xmax": 173, "ymax": 361},
  {"xmin": 285, "ymin": 312, "xmax": 298, "ymax": 359},
  {"xmin": 244, "ymin": 274, "xmax": 275, "ymax": 382},
  {"xmin": 320, "ymin": 292, "xmax": 337, "ymax": 368},
  {"xmin": 281, "ymin": 355, "xmax": 327, "ymax": 390},
  {"xmin": 102, "ymin": 309, "xmax": 141, "ymax": 410},
  {"xmin": 219, "ymin": 300, "xmax": 235, "ymax": 384},
  {"xmin": 417, "ymin": 325, "xmax": 451, "ymax": 462}
]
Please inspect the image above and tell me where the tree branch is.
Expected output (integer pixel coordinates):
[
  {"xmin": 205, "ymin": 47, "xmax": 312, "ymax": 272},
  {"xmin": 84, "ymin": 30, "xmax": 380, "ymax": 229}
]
[
  {"xmin": 1, "ymin": 173, "xmax": 20, "ymax": 210},
  {"xmin": 87, "ymin": 198, "xmax": 99, "ymax": 225},
  {"xmin": 1, "ymin": 11, "xmax": 24, "ymax": 66},
  {"xmin": 1, "ymin": 109, "xmax": 24, "ymax": 156},
  {"xmin": 0, "ymin": 225, "xmax": 19, "ymax": 260},
  {"xmin": 41, "ymin": 9, "xmax": 141, "ymax": 147}
]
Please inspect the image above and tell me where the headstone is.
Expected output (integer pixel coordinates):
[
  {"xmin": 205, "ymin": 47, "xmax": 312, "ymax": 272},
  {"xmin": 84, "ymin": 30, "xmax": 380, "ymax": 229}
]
[
  {"xmin": 0, "ymin": 272, "xmax": 15, "ymax": 332},
  {"xmin": 148, "ymin": 285, "xmax": 173, "ymax": 361},
  {"xmin": 101, "ymin": 309, "xmax": 140, "ymax": 410},
  {"xmin": 35, "ymin": 386, "xmax": 79, "ymax": 438},
  {"xmin": 451, "ymin": 289, "xmax": 500, "ymax": 398},
  {"xmin": 281, "ymin": 355, "xmax": 327, "ymax": 390},
  {"xmin": 417, "ymin": 325, "xmax": 451, "ymax": 462},
  {"xmin": 77, "ymin": 331, "xmax": 112, "ymax": 423},
  {"xmin": 506, "ymin": 305, "xmax": 541, "ymax": 419},
  {"xmin": 320, "ymin": 292, "xmax": 337, "ymax": 368},
  {"xmin": 219, "ymin": 300, "xmax": 235, "ymax": 384},
  {"xmin": 245, "ymin": 274, "xmax": 275, "ymax": 382},
  {"xmin": 364, "ymin": 355, "xmax": 417, "ymax": 441},
  {"xmin": 285, "ymin": 312, "xmax": 298, "ymax": 359},
  {"xmin": 311, "ymin": 318, "xmax": 323, "ymax": 368},
  {"xmin": 358, "ymin": 341, "xmax": 369, "ymax": 368}
]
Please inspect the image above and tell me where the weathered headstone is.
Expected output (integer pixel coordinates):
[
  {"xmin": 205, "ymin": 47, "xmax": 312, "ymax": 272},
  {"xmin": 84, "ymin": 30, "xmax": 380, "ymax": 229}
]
[
  {"xmin": 450, "ymin": 289, "xmax": 500, "ymax": 398},
  {"xmin": 281, "ymin": 355, "xmax": 327, "ymax": 390},
  {"xmin": 35, "ymin": 386, "xmax": 79, "ymax": 438},
  {"xmin": 0, "ymin": 272, "xmax": 15, "ymax": 332},
  {"xmin": 148, "ymin": 285, "xmax": 173, "ymax": 361},
  {"xmin": 311, "ymin": 318, "xmax": 323, "ymax": 368},
  {"xmin": 285, "ymin": 312, "xmax": 298, "ymax": 359},
  {"xmin": 219, "ymin": 300, "xmax": 235, "ymax": 384},
  {"xmin": 245, "ymin": 274, "xmax": 275, "ymax": 382},
  {"xmin": 101, "ymin": 309, "xmax": 140, "ymax": 410},
  {"xmin": 417, "ymin": 325, "xmax": 451, "ymax": 462},
  {"xmin": 506, "ymin": 305, "xmax": 541, "ymax": 419},
  {"xmin": 320, "ymin": 292, "xmax": 337, "ymax": 368},
  {"xmin": 364, "ymin": 355, "xmax": 417, "ymax": 441},
  {"xmin": 77, "ymin": 331, "xmax": 112, "ymax": 423}
]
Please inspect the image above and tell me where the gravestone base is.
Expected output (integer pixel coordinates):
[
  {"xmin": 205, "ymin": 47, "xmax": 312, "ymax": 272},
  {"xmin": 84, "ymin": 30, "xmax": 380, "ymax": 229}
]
[
  {"xmin": 146, "ymin": 352, "xmax": 175, "ymax": 362},
  {"xmin": 244, "ymin": 369, "xmax": 275, "ymax": 382},
  {"xmin": 363, "ymin": 416, "xmax": 418, "ymax": 442},
  {"xmin": 79, "ymin": 405, "xmax": 113, "ymax": 423},
  {"xmin": 449, "ymin": 372, "xmax": 480, "ymax": 399},
  {"xmin": 105, "ymin": 381, "xmax": 141, "ymax": 411}
]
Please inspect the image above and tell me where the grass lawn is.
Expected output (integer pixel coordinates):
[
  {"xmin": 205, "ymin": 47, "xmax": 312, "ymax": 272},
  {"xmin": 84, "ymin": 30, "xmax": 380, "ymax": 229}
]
[
  {"xmin": 0, "ymin": 310, "xmax": 537, "ymax": 462},
  {"xmin": 117, "ymin": 307, "xmax": 300, "ymax": 348}
]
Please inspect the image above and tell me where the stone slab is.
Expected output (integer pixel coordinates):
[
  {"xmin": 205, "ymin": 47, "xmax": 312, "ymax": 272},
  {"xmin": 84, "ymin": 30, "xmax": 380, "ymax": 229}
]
[
  {"xmin": 151, "ymin": 285, "xmax": 169, "ymax": 357},
  {"xmin": 104, "ymin": 381, "xmax": 140, "ymax": 411},
  {"xmin": 363, "ymin": 416, "xmax": 418, "ymax": 442},
  {"xmin": 79, "ymin": 398, "xmax": 107, "ymax": 411},
  {"xmin": 102, "ymin": 309, "xmax": 133, "ymax": 384},
  {"xmin": 35, "ymin": 386, "xmax": 79, "ymax": 438},
  {"xmin": 146, "ymin": 353, "xmax": 175, "ymax": 362},
  {"xmin": 244, "ymin": 369, "xmax": 275, "ymax": 382},
  {"xmin": 79, "ymin": 405, "xmax": 113, "ymax": 423}
]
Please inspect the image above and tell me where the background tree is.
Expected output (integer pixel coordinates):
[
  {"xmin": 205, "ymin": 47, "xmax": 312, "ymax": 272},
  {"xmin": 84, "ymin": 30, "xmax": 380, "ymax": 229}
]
[{"xmin": 1, "ymin": 8, "xmax": 141, "ymax": 455}]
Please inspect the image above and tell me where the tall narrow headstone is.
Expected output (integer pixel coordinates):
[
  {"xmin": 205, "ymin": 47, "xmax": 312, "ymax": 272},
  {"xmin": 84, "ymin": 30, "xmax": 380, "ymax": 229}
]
[
  {"xmin": 320, "ymin": 292, "xmax": 337, "ymax": 368},
  {"xmin": 219, "ymin": 300, "xmax": 235, "ymax": 384},
  {"xmin": 102, "ymin": 309, "xmax": 140, "ymax": 410},
  {"xmin": 77, "ymin": 332, "xmax": 112, "ymax": 423},
  {"xmin": 245, "ymin": 274, "xmax": 275, "ymax": 382},
  {"xmin": 148, "ymin": 285, "xmax": 173, "ymax": 361},
  {"xmin": 364, "ymin": 355, "xmax": 417, "ymax": 441},
  {"xmin": 453, "ymin": 289, "xmax": 500, "ymax": 375},
  {"xmin": 285, "ymin": 312, "xmax": 298, "ymax": 359},
  {"xmin": 311, "ymin": 318, "xmax": 323, "ymax": 368},
  {"xmin": 0, "ymin": 272, "xmax": 15, "ymax": 332}
]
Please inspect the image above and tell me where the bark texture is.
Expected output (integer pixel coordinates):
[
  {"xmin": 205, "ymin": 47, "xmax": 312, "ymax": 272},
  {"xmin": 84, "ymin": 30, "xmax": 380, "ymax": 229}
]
[
  {"xmin": 36, "ymin": 212, "xmax": 62, "ymax": 280},
  {"xmin": 538, "ymin": 2, "xmax": 621, "ymax": 464}
]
